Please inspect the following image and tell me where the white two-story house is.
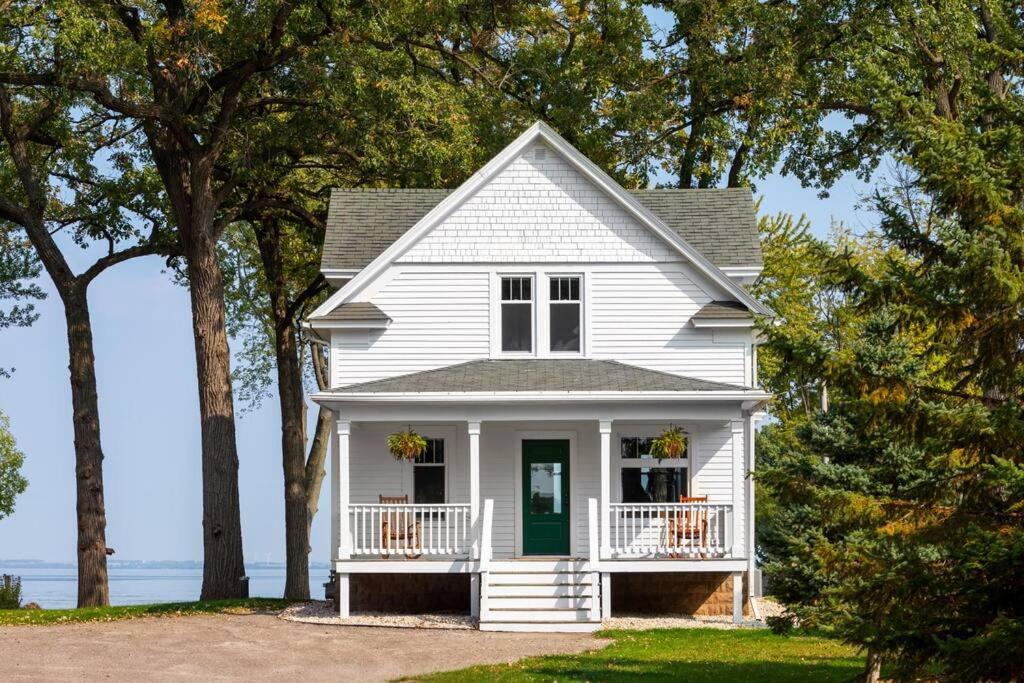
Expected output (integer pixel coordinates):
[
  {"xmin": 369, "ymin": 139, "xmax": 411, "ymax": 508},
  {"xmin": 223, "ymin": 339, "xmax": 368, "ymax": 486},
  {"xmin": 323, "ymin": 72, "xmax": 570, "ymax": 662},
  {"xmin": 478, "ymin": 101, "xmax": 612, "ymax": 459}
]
[{"xmin": 306, "ymin": 122, "xmax": 771, "ymax": 632}]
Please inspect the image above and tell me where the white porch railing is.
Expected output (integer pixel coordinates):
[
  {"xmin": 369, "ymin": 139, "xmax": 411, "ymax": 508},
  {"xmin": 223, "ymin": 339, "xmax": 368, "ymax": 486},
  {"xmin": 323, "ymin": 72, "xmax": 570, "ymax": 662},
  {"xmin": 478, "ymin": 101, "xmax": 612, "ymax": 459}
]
[
  {"xmin": 608, "ymin": 502, "xmax": 732, "ymax": 558},
  {"xmin": 349, "ymin": 504, "xmax": 472, "ymax": 557}
]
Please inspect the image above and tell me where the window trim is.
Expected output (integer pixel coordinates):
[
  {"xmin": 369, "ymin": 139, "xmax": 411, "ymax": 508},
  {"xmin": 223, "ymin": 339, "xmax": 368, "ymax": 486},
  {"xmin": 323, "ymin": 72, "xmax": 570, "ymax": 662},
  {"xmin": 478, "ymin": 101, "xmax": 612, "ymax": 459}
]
[
  {"xmin": 546, "ymin": 273, "xmax": 584, "ymax": 356},
  {"xmin": 497, "ymin": 273, "xmax": 536, "ymax": 356},
  {"xmin": 614, "ymin": 427, "xmax": 692, "ymax": 504},
  {"xmin": 490, "ymin": 269, "xmax": 588, "ymax": 359},
  {"xmin": 401, "ymin": 427, "xmax": 456, "ymax": 505}
]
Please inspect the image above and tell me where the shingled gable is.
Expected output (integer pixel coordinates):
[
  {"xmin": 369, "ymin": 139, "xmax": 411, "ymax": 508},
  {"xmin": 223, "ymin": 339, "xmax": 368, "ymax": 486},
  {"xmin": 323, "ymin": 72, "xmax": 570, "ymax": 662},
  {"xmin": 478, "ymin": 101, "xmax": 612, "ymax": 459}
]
[
  {"xmin": 321, "ymin": 187, "xmax": 762, "ymax": 274},
  {"xmin": 309, "ymin": 121, "xmax": 771, "ymax": 320}
]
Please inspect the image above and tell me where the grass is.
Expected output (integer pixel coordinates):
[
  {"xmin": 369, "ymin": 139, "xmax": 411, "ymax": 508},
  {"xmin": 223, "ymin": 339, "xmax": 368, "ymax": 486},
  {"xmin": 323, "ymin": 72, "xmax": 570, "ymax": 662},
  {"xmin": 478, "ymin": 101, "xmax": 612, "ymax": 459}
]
[
  {"xmin": 411, "ymin": 628, "xmax": 866, "ymax": 682},
  {"xmin": 0, "ymin": 598, "xmax": 292, "ymax": 626}
]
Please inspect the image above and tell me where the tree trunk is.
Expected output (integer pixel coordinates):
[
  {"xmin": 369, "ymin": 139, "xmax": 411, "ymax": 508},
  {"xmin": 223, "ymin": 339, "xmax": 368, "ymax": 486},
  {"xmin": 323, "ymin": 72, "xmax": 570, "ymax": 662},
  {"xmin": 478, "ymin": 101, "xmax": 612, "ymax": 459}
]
[
  {"xmin": 62, "ymin": 285, "xmax": 110, "ymax": 608},
  {"xmin": 304, "ymin": 405, "xmax": 332, "ymax": 544},
  {"xmin": 275, "ymin": 316, "xmax": 312, "ymax": 600},
  {"xmin": 186, "ymin": 229, "xmax": 247, "ymax": 600},
  {"xmin": 863, "ymin": 647, "xmax": 883, "ymax": 683},
  {"xmin": 254, "ymin": 217, "xmax": 313, "ymax": 600}
]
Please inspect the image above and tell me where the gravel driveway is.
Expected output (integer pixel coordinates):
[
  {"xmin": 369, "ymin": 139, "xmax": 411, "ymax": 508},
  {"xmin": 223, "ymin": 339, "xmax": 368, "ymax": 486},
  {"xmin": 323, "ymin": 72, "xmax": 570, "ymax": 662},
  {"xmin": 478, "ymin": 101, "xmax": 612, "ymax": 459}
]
[{"xmin": 1, "ymin": 612, "xmax": 600, "ymax": 681}]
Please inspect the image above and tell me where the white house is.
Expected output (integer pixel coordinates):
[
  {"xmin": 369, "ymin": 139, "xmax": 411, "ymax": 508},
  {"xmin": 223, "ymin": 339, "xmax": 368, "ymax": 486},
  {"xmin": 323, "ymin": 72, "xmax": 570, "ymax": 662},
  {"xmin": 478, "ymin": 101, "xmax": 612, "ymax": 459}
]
[{"xmin": 306, "ymin": 122, "xmax": 771, "ymax": 632}]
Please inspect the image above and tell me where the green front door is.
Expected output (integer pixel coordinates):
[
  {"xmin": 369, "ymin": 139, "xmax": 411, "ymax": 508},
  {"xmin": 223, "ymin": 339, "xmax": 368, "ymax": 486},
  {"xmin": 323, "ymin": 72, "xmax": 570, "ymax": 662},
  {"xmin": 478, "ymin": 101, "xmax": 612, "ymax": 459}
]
[{"xmin": 522, "ymin": 440, "xmax": 571, "ymax": 555}]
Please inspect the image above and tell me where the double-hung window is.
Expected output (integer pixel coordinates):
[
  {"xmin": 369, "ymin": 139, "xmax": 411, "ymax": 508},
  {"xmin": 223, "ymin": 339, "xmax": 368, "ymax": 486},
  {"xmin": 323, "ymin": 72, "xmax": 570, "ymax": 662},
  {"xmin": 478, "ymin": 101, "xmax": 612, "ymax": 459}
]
[
  {"xmin": 413, "ymin": 438, "xmax": 446, "ymax": 504},
  {"xmin": 549, "ymin": 276, "xmax": 581, "ymax": 352},
  {"xmin": 619, "ymin": 435, "xmax": 689, "ymax": 503},
  {"xmin": 501, "ymin": 276, "xmax": 533, "ymax": 352}
]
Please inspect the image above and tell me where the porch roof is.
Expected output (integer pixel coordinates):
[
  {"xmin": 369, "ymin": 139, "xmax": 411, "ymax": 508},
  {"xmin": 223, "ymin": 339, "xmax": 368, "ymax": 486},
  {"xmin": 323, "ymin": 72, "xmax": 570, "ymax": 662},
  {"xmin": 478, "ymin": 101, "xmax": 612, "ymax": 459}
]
[{"xmin": 320, "ymin": 359, "xmax": 749, "ymax": 395}]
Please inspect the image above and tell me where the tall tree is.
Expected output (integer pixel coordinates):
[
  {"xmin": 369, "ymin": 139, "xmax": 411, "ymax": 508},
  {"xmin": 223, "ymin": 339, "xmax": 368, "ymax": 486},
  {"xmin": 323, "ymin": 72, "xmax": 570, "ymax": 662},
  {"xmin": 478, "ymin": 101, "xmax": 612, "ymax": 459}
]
[
  {"xmin": 0, "ymin": 5, "xmax": 171, "ymax": 605},
  {"xmin": 220, "ymin": 52, "xmax": 500, "ymax": 598},
  {"xmin": 0, "ymin": 226, "xmax": 44, "ymax": 378},
  {"xmin": 0, "ymin": 410, "xmax": 28, "ymax": 521},
  {"xmin": 758, "ymin": 0, "xmax": 1024, "ymax": 678}
]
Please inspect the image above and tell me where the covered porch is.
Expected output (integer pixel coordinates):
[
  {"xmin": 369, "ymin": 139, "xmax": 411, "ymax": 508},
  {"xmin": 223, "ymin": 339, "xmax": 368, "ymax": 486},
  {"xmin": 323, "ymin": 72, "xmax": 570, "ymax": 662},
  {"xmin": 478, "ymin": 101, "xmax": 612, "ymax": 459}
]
[{"xmin": 313, "ymin": 360, "xmax": 768, "ymax": 625}]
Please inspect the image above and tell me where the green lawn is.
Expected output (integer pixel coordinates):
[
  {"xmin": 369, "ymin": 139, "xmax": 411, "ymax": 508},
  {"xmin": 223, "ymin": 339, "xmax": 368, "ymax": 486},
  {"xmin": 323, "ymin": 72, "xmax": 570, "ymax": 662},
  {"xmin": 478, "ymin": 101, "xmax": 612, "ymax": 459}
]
[
  {"xmin": 0, "ymin": 598, "xmax": 291, "ymax": 626},
  {"xmin": 411, "ymin": 628, "xmax": 865, "ymax": 682}
]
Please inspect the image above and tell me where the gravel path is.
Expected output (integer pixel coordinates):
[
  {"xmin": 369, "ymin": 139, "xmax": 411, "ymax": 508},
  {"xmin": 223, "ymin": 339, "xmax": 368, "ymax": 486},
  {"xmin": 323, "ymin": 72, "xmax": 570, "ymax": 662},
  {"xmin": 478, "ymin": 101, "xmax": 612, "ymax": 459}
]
[{"xmin": 0, "ymin": 611, "xmax": 599, "ymax": 682}]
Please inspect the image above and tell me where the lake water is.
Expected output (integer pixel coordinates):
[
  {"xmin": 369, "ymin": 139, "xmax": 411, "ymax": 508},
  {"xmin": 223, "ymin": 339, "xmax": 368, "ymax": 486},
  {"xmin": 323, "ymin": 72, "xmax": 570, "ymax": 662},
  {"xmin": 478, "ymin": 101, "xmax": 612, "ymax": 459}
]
[{"xmin": 1, "ymin": 566, "xmax": 331, "ymax": 609}]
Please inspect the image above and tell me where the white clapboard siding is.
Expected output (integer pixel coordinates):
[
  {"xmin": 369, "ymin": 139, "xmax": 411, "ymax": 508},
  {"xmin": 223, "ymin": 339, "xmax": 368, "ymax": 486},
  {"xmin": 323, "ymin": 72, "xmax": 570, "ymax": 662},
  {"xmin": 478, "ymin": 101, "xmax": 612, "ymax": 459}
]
[
  {"xmin": 331, "ymin": 270, "xmax": 490, "ymax": 387},
  {"xmin": 399, "ymin": 142, "xmax": 677, "ymax": 264},
  {"xmin": 692, "ymin": 423, "xmax": 744, "ymax": 551},
  {"xmin": 590, "ymin": 267, "xmax": 748, "ymax": 385}
]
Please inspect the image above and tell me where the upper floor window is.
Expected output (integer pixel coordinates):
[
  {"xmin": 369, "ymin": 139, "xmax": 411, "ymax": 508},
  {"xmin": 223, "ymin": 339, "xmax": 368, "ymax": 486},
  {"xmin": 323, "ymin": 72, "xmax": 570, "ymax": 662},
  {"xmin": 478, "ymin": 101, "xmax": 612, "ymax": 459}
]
[
  {"xmin": 549, "ymin": 276, "xmax": 581, "ymax": 352},
  {"xmin": 501, "ymin": 276, "xmax": 533, "ymax": 352},
  {"xmin": 413, "ymin": 438, "xmax": 446, "ymax": 504}
]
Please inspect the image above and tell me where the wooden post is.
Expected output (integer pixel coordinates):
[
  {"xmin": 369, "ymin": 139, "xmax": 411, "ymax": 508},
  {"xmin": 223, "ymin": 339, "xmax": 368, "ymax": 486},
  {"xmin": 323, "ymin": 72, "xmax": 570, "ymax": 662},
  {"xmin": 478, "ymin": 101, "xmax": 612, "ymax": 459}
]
[
  {"xmin": 336, "ymin": 419, "xmax": 351, "ymax": 560},
  {"xmin": 599, "ymin": 419, "xmax": 612, "ymax": 559},
  {"xmin": 731, "ymin": 420, "xmax": 744, "ymax": 559},
  {"xmin": 732, "ymin": 571, "xmax": 743, "ymax": 624},
  {"xmin": 588, "ymin": 497, "xmax": 600, "ymax": 622},
  {"xmin": 468, "ymin": 421, "xmax": 481, "ymax": 559},
  {"xmin": 745, "ymin": 412, "xmax": 758, "ymax": 593},
  {"xmin": 601, "ymin": 572, "xmax": 612, "ymax": 620},
  {"xmin": 337, "ymin": 573, "xmax": 350, "ymax": 618}
]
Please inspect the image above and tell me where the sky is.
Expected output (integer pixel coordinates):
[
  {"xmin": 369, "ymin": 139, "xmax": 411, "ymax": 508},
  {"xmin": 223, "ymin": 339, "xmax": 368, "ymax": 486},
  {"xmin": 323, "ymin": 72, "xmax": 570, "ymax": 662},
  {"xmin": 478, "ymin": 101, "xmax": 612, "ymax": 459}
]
[{"xmin": 0, "ymin": 148, "xmax": 879, "ymax": 566}]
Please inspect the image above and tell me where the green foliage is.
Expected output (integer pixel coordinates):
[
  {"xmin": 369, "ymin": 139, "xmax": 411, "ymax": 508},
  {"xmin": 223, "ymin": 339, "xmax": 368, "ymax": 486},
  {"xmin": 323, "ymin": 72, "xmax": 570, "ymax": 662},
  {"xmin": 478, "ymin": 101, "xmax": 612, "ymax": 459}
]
[
  {"xmin": 386, "ymin": 430, "xmax": 428, "ymax": 462},
  {"xmin": 0, "ymin": 575, "xmax": 22, "ymax": 610},
  {"xmin": 0, "ymin": 410, "xmax": 27, "ymax": 520},
  {"xmin": 0, "ymin": 598, "xmax": 291, "ymax": 626},
  {"xmin": 755, "ymin": 1, "xmax": 1024, "ymax": 676},
  {"xmin": 649, "ymin": 426, "xmax": 688, "ymax": 460},
  {"xmin": 411, "ymin": 629, "xmax": 867, "ymax": 682}
]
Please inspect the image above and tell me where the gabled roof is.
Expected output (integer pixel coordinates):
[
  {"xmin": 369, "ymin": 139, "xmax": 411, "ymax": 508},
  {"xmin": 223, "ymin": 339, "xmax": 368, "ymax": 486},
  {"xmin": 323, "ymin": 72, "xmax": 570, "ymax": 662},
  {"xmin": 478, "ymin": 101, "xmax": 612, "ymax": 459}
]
[
  {"xmin": 321, "ymin": 188, "xmax": 762, "ymax": 273},
  {"xmin": 310, "ymin": 121, "xmax": 772, "ymax": 319},
  {"xmin": 692, "ymin": 300, "xmax": 753, "ymax": 319},
  {"xmin": 318, "ymin": 359, "xmax": 749, "ymax": 395},
  {"xmin": 308, "ymin": 302, "xmax": 390, "ymax": 327}
]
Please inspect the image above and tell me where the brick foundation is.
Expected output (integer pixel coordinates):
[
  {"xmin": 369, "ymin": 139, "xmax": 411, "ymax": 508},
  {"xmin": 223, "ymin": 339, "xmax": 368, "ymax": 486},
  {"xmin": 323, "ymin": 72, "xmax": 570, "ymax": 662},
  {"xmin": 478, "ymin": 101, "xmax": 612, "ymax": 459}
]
[
  {"xmin": 349, "ymin": 573, "xmax": 471, "ymax": 614},
  {"xmin": 611, "ymin": 572, "xmax": 749, "ymax": 616}
]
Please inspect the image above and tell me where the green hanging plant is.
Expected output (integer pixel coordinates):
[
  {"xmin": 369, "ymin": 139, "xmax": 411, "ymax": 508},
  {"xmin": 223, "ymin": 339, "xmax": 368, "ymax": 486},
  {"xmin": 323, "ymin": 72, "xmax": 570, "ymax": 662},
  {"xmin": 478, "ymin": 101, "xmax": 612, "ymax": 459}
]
[
  {"xmin": 649, "ymin": 426, "xmax": 688, "ymax": 460},
  {"xmin": 386, "ymin": 429, "xmax": 427, "ymax": 461}
]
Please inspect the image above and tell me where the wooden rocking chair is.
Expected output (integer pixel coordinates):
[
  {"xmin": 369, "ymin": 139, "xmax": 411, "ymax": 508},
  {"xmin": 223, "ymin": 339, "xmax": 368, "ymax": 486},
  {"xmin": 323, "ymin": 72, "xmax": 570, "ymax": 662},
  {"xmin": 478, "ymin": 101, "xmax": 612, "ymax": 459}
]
[
  {"xmin": 379, "ymin": 495, "xmax": 422, "ymax": 559},
  {"xmin": 666, "ymin": 495, "xmax": 709, "ymax": 559}
]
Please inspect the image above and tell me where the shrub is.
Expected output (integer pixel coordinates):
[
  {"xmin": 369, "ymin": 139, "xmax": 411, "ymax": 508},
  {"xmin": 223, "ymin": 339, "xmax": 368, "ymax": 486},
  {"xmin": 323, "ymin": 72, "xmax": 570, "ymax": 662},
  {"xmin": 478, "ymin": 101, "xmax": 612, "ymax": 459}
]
[{"xmin": 0, "ymin": 574, "xmax": 22, "ymax": 609}]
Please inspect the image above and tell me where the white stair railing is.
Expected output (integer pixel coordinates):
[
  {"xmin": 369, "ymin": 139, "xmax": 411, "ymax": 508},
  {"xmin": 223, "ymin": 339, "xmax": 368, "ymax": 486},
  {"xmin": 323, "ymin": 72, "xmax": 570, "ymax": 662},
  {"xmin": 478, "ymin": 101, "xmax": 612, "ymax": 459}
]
[
  {"xmin": 349, "ymin": 503, "xmax": 471, "ymax": 557},
  {"xmin": 479, "ymin": 498, "xmax": 494, "ymax": 619},
  {"xmin": 608, "ymin": 502, "xmax": 732, "ymax": 558}
]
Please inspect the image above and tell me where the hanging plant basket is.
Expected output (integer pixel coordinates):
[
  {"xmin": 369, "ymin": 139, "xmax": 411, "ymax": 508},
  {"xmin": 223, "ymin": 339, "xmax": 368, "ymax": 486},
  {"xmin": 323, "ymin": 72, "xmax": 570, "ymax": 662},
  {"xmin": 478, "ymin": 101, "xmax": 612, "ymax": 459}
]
[
  {"xmin": 649, "ymin": 426, "xmax": 688, "ymax": 461},
  {"xmin": 386, "ymin": 429, "xmax": 427, "ymax": 461}
]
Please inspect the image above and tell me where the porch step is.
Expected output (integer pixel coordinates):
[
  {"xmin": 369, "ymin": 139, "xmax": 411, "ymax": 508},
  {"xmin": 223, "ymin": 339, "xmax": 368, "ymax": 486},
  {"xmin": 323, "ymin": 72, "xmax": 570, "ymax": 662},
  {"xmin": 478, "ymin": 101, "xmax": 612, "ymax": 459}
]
[
  {"xmin": 488, "ymin": 583, "xmax": 594, "ymax": 598},
  {"xmin": 487, "ymin": 559, "xmax": 591, "ymax": 573},
  {"xmin": 487, "ymin": 571, "xmax": 585, "ymax": 586},
  {"xmin": 480, "ymin": 562, "xmax": 601, "ymax": 633}
]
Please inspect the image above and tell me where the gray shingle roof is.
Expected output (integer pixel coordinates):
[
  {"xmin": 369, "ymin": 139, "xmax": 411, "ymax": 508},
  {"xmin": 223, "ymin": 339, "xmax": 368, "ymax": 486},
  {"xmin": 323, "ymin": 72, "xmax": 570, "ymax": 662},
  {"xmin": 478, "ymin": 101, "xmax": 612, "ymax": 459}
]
[
  {"xmin": 312, "ymin": 302, "xmax": 390, "ymax": 323},
  {"xmin": 321, "ymin": 187, "xmax": 761, "ymax": 273},
  {"xmin": 692, "ymin": 300, "xmax": 752, "ymax": 319},
  {"xmin": 326, "ymin": 359, "xmax": 748, "ymax": 394}
]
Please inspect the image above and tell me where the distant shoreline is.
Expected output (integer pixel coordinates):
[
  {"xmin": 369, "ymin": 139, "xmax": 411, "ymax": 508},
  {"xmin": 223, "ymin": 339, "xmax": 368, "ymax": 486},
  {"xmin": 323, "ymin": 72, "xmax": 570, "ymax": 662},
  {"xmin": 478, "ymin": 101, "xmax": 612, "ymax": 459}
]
[{"xmin": 0, "ymin": 560, "xmax": 331, "ymax": 570}]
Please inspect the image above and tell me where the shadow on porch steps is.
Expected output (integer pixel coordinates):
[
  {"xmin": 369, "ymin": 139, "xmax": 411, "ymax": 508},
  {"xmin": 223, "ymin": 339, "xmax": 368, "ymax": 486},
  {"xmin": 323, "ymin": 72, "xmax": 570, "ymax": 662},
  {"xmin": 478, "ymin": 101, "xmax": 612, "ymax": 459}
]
[{"xmin": 480, "ymin": 559, "xmax": 602, "ymax": 633}]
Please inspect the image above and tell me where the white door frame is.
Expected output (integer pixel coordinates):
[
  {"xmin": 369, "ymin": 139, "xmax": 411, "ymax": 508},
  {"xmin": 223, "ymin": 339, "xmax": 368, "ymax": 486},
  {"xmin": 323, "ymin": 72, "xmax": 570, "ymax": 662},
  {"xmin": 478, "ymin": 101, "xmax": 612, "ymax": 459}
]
[{"xmin": 513, "ymin": 430, "xmax": 578, "ymax": 558}]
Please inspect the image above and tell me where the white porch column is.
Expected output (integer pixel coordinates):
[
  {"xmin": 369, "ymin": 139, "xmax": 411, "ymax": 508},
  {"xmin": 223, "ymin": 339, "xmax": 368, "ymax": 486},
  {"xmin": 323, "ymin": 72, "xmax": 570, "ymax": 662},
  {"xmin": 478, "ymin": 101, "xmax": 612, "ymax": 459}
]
[
  {"xmin": 731, "ymin": 419, "xmax": 744, "ymax": 559},
  {"xmin": 468, "ymin": 420, "xmax": 481, "ymax": 618},
  {"xmin": 335, "ymin": 419, "xmax": 352, "ymax": 560},
  {"xmin": 599, "ymin": 419, "xmax": 612, "ymax": 558},
  {"xmin": 468, "ymin": 421, "xmax": 481, "ymax": 559},
  {"xmin": 745, "ymin": 411, "xmax": 758, "ymax": 594}
]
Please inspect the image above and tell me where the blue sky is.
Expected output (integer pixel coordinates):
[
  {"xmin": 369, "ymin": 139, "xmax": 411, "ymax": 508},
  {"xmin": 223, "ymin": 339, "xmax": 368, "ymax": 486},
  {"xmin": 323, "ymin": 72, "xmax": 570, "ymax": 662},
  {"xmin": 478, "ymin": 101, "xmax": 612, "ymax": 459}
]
[{"xmin": 0, "ymin": 152, "xmax": 878, "ymax": 565}]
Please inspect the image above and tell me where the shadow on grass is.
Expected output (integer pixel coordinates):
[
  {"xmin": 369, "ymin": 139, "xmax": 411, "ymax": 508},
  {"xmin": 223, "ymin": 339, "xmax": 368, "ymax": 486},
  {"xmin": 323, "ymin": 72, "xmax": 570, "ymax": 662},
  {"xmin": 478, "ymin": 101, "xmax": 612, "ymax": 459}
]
[
  {"xmin": 514, "ymin": 657, "xmax": 862, "ymax": 683},
  {"xmin": 0, "ymin": 598, "xmax": 293, "ymax": 626}
]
